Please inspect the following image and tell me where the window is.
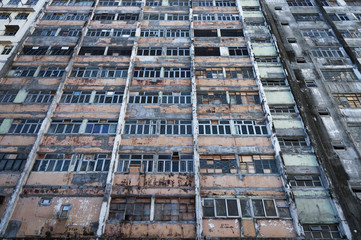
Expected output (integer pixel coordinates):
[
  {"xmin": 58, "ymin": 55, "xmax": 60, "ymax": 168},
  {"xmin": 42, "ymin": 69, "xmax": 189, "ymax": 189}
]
[
  {"xmin": 108, "ymin": 198, "xmax": 151, "ymax": 221},
  {"xmin": 278, "ymin": 137, "xmax": 308, "ymax": 147},
  {"xmin": 303, "ymin": 225, "xmax": 341, "ymax": 239},
  {"xmin": 123, "ymin": 153, "xmax": 192, "ymax": 173},
  {"xmin": 320, "ymin": 0, "xmax": 337, "ymax": 6},
  {"xmin": 0, "ymin": 153, "xmax": 27, "ymax": 171},
  {"xmin": 42, "ymin": 13, "xmax": 64, "ymax": 20},
  {"xmin": 194, "ymin": 29, "xmax": 217, "ymax": 37},
  {"xmin": 154, "ymin": 198, "xmax": 194, "ymax": 221},
  {"xmin": 329, "ymin": 14, "xmax": 350, "ymax": 21},
  {"xmin": 200, "ymin": 155, "xmax": 237, "ymax": 173},
  {"xmin": 220, "ymin": 29, "xmax": 243, "ymax": 37},
  {"xmin": 333, "ymin": 93, "xmax": 361, "ymax": 108},
  {"xmin": 61, "ymin": 91, "xmax": 92, "ymax": 103},
  {"xmin": 269, "ymin": 105, "xmax": 296, "ymax": 113},
  {"xmin": 293, "ymin": 14, "xmax": 321, "ymax": 21},
  {"xmin": 99, "ymin": 0, "xmax": 119, "ymax": 6},
  {"xmin": 160, "ymin": 120, "xmax": 192, "ymax": 135},
  {"xmin": 169, "ymin": 0, "xmax": 188, "ymax": 6},
  {"xmin": 8, "ymin": 119, "xmax": 42, "ymax": 134},
  {"xmin": 193, "ymin": 14, "xmax": 216, "ymax": 21},
  {"xmin": 74, "ymin": 154, "xmax": 110, "ymax": 172},
  {"xmin": 70, "ymin": 67, "xmax": 99, "ymax": 78},
  {"xmin": 193, "ymin": 0, "xmax": 213, "ymax": 6},
  {"xmin": 21, "ymin": 46, "xmax": 48, "ymax": 55},
  {"xmin": 25, "ymin": 0, "xmax": 38, "ymax": 4},
  {"xmin": 228, "ymin": 47, "xmax": 248, "ymax": 56},
  {"xmin": 301, "ymin": 29, "xmax": 332, "ymax": 38},
  {"xmin": 1, "ymin": 46, "xmax": 13, "ymax": 55},
  {"xmin": 146, "ymin": 0, "xmax": 161, "ymax": 6},
  {"xmin": 345, "ymin": 0, "xmax": 361, "ymax": 6},
  {"xmin": 48, "ymin": 119, "xmax": 82, "ymax": 134},
  {"xmin": 238, "ymin": 155, "xmax": 277, "ymax": 174},
  {"xmin": 196, "ymin": 68, "xmax": 223, "ymax": 79},
  {"xmin": 107, "ymin": 47, "xmax": 132, "ymax": 57},
  {"xmin": 87, "ymin": 29, "xmax": 111, "ymax": 37},
  {"xmin": 93, "ymin": 91, "xmax": 123, "ymax": 103},
  {"xmin": 234, "ymin": 120, "xmax": 268, "ymax": 135},
  {"xmin": 133, "ymin": 67, "xmax": 161, "ymax": 78},
  {"xmin": 0, "ymin": 91, "xmax": 17, "ymax": 103},
  {"xmin": 62, "ymin": 90, "xmax": 123, "ymax": 104},
  {"xmin": 311, "ymin": 48, "xmax": 344, "ymax": 58},
  {"xmin": 321, "ymin": 70, "xmax": 358, "ymax": 81},
  {"xmin": 354, "ymin": 14, "xmax": 361, "ymax": 20},
  {"xmin": 164, "ymin": 68, "xmax": 191, "ymax": 78},
  {"xmin": 113, "ymin": 29, "xmax": 136, "ymax": 37},
  {"xmin": 38, "ymin": 67, "xmax": 65, "ymax": 78},
  {"xmin": 289, "ymin": 175, "xmax": 322, "ymax": 187},
  {"xmin": 33, "ymin": 153, "xmax": 71, "ymax": 172},
  {"xmin": 287, "ymin": 0, "xmax": 312, "ymax": 6},
  {"xmin": 39, "ymin": 198, "xmax": 52, "ymax": 206},
  {"xmin": 161, "ymin": 92, "xmax": 191, "ymax": 104},
  {"xmin": 66, "ymin": 13, "xmax": 88, "ymax": 21},
  {"xmin": 33, "ymin": 28, "xmax": 57, "ymax": 36},
  {"xmin": 0, "ymin": 13, "xmax": 10, "ymax": 19},
  {"xmin": 101, "ymin": 67, "xmax": 128, "ymax": 78},
  {"xmin": 195, "ymin": 47, "xmax": 220, "ymax": 56},
  {"xmin": 340, "ymin": 29, "xmax": 361, "ymax": 38},
  {"xmin": 93, "ymin": 13, "xmax": 115, "ymax": 21},
  {"xmin": 42, "ymin": 13, "xmax": 87, "ymax": 21},
  {"xmin": 80, "ymin": 46, "xmax": 105, "ymax": 55},
  {"xmin": 25, "ymin": 91, "xmax": 54, "ymax": 104},
  {"xmin": 167, "ymin": 14, "xmax": 189, "ymax": 21},
  {"xmin": 140, "ymin": 29, "xmax": 164, "ymax": 37},
  {"xmin": 85, "ymin": 120, "xmax": 117, "ymax": 134},
  {"xmin": 203, "ymin": 198, "xmax": 282, "ymax": 218},
  {"xmin": 4, "ymin": 25, "xmax": 19, "ymax": 36},
  {"xmin": 123, "ymin": 120, "xmax": 157, "ymax": 134},
  {"xmin": 217, "ymin": 14, "xmax": 239, "ymax": 21},
  {"xmin": 59, "ymin": 28, "xmax": 81, "ymax": 37},
  {"xmin": 8, "ymin": 0, "xmax": 21, "ymax": 5},
  {"xmin": 197, "ymin": 92, "xmax": 242, "ymax": 105},
  {"xmin": 74, "ymin": 0, "xmax": 94, "ymax": 6},
  {"xmin": 215, "ymin": 0, "xmax": 235, "ymax": 6},
  {"xmin": 225, "ymin": 67, "xmax": 255, "ymax": 79},
  {"xmin": 58, "ymin": 205, "xmax": 72, "ymax": 219},
  {"xmin": 117, "ymin": 154, "xmax": 154, "ymax": 173},
  {"xmin": 7, "ymin": 66, "xmax": 37, "ymax": 77},
  {"xmin": 49, "ymin": 46, "xmax": 74, "ymax": 55},
  {"xmin": 166, "ymin": 47, "xmax": 189, "ymax": 56},
  {"xmin": 129, "ymin": 92, "xmax": 159, "ymax": 104},
  {"xmin": 137, "ymin": 47, "xmax": 162, "ymax": 56},
  {"xmin": 121, "ymin": 0, "xmax": 141, "ymax": 6},
  {"xmin": 158, "ymin": 154, "xmax": 193, "ymax": 173},
  {"xmin": 199, "ymin": 120, "xmax": 231, "ymax": 135},
  {"xmin": 166, "ymin": 29, "xmax": 189, "ymax": 37},
  {"xmin": 353, "ymin": 48, "xmax": 361, "ymax": 58},
  {"xmin": 143, "ymin": 14, "xmax": 165, "ymax": 20},
  {"xmin": 51, "ymin": 0, "xmax": 68, "ymax": 5}
]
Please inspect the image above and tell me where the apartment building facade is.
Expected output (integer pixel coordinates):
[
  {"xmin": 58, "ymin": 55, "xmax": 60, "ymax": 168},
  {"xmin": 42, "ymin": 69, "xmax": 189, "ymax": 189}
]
[{"xmin": 0, "ymin": 0, "xmax": 359, "ymax": 238}]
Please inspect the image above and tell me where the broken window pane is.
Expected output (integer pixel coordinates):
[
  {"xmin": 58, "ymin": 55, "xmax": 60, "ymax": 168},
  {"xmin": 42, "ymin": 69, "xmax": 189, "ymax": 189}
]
[
  {"xmin": 227, "ymin": 199, "xmax": 239, "ymax": 216},
  {"xmin": 252, "ymin": 199, "xmax": 265, "ymax": 217}
]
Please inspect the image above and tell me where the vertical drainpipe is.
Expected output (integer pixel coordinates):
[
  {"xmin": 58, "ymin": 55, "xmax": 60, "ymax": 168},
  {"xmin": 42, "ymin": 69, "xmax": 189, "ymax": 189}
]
[
  {"xmin": 235, "ymin": 0, "xmax": 303, "ymax": 237},
  {"xmin": 0, "ymin": 0, "xmax": 101, "ymax": 236},
  {"xmin": 189, "ymin": 1, "xmax": 203, "ymax": 239},
  {"xmin": 95, "ymin": 0, "xmax": 144, "ymax": 237}
]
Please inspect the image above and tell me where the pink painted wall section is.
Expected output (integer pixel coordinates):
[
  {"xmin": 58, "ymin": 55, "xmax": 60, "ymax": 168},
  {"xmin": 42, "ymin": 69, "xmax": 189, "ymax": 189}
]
[
  {"xmin": 257, "ymin": 219, "xmax": 297, "ymax": 238},
  {"xmin": 104, "ymin": 223, "xmax": 196, "ymax": 238},
  {"xmin": 11, "ymin": 197, "xmax": 102, "ymax": 238},
  {"xmin": 203, "ymin": 219, "xmax": 241, "ymax": 237}
]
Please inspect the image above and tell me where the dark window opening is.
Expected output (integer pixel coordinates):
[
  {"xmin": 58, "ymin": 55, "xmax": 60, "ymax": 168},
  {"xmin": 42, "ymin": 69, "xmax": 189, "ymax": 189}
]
[{"xmin": 195, "ymin": 47, "xmax": 220, "ymax": 56}]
